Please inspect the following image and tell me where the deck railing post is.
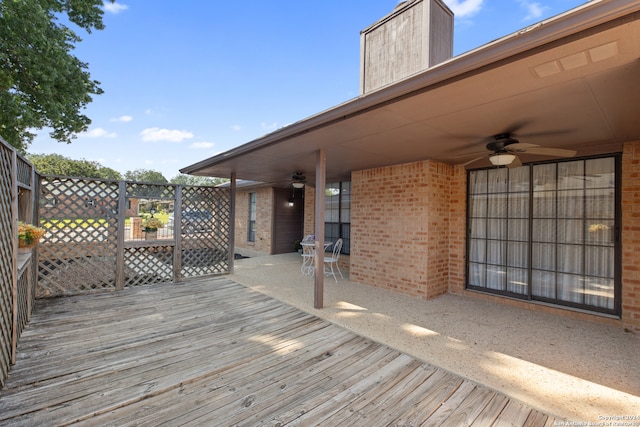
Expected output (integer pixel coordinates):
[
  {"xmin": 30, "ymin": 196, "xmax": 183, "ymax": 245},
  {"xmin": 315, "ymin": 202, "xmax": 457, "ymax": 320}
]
[
  {"xmin": 115, "ymin": 180, "xmax": 126, "ymax": 290},
  {"xmin": 10, "ymin": 149, "xmax": 18, "ymax": 365},
  {"xmin": 229, "ymin": 173, "xmax": 236, "ymax": 274},
  {"xmin": 173, "ymin": 185, "xmax": 182, "ymax": 282}
]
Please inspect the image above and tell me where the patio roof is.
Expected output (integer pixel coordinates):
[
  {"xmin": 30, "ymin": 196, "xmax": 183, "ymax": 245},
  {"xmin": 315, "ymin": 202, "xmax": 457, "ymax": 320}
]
[{"xmin": 182, "ymin": 0, "xmax": 640, "ymax": 187}]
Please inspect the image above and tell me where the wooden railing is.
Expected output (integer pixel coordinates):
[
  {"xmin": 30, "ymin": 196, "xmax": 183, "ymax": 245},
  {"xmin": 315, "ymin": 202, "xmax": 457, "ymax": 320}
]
[{"xmin": 0, "ymin": 137, "xmax": 37, "ymax": 388}]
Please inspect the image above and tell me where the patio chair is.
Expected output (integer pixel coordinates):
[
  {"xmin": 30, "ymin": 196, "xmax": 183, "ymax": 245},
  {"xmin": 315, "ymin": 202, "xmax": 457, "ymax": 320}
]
[
  {"xmin": 300, "ymin": 234, "xmax": 315, "ymax": 275},
  {"xmin": 324, "ymin": 238, "xmax": 343, "ymax": 282}
]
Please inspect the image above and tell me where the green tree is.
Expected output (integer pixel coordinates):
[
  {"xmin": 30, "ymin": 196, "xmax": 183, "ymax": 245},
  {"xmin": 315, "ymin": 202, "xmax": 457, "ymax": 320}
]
[
  {"xmin": 124, "ymin": 169, "xmax": 168, "ymax": 184},
  {"xmin": 0, "ymin": 0, "xmax": 113, "ymax": 153},
  {"xmin": 97, "ymin": 166, "xmax": 123, "ymax": 181},
  {"xmin": 28, "ymin": 153, "xmax": 122, "ymax": 180},
  {"xmin": 170, "ymin": 174, "xmax": 228, "ymax": 186}
]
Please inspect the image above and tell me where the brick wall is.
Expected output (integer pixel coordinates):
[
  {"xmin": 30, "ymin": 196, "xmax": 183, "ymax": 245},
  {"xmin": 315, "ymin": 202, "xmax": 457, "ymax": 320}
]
[
  {"xmin": 234, "ymin": 187, "xmax": 274, "ymax": 255},
  {"xmin": 303, "ymin": 186, "xmax": 315, "ymax": 236},
  {"xmin": 350, "ymin": 160, "xmax": 454, "ymax": 298},
  {"xmin": 448, "ymin": 164, "xmax": 467, "ymax": 294},
  {"xmin": 622, "ymin": 141, "xmax": 640, "ymax": 332}
]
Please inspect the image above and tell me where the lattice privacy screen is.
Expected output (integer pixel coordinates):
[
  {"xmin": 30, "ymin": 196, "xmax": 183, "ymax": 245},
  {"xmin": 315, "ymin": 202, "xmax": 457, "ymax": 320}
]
[
  {"xmin": 37, "ymin": 177, "xmax": 120, "ymax": 297},
  {"xmin": 37, "ymin": 178, "xmax": 231, "ymax": 297},
  {"xmin": 0, "ymin": 144, "xmax": 14, "ymax": 386},
  {"xmin": 181, "ymin": 186, "xmax": 231, "ymax": 277}
]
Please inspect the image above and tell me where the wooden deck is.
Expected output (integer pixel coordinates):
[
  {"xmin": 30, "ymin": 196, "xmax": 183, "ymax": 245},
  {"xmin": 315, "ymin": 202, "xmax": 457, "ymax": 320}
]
[{"xmin": 0, "ymin": 277, "xmax": 559, "ymax": 426}]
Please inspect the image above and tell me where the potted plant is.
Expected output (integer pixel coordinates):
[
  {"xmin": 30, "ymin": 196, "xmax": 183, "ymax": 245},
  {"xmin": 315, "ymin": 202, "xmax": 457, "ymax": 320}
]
[
  {"xmin": 18, "ymin": 221, "xmax": 45, "ymax": 252},
  {"xmin": 143, "ymin": 217, "xmax": 163, "ymax": 240}
]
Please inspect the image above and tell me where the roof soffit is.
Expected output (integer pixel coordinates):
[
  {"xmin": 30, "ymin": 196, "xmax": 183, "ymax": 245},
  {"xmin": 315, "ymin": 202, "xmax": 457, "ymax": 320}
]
[{"xmin": 182, "ymin": 3, "xmax": 640, "ymax": 185}]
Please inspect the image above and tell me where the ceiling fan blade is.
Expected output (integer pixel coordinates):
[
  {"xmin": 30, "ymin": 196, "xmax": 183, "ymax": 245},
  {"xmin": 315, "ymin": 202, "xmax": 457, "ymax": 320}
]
[
  {"xmin": 525, "ymin": 147, "xmax": 577, "ymax": 157},
  {"xmin": 463, "ymin": 155, "xmax": 486, "ymax": 166},
  {"xmin": 506, "ymin": 142, "xmax": 539, "ymax": 151},
  {"xmin": 508, "ymin": 155, "xmax": 522, "ymax": 168},
  {"xmin": 503, "ymin": 121, "xmax": 530, "ymax": 135}
]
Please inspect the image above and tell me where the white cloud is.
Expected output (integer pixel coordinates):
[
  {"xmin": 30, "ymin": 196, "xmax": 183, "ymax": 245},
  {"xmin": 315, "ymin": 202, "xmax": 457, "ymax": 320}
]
[
  {"xmin": 79, "ymin": 127, "xmax": 117, "ymax": 138},
  {"xmin": 232, "ymin": 125, "xmax": 242, "ymax": 131},
  {"xmin": 110, "ymin": 115, "xmax": 133, "ymax": 123},
  {"xmin": 103, "ymin": 2, "xmax": 128, "ymax": 14},
  {"xmin": 518, "ymin": 0, "xmax": 547, "ymax": 21},
  {"xmin": 140, "ymin": 127, "xmax": 194, "ymax": 142},
  {"xmin": 189, "ymin": 141, "xmax": 215, "ymax": 149},
  {"xmin": 445, "ymin": 0, "xmax": 483, "ymax": 18}
]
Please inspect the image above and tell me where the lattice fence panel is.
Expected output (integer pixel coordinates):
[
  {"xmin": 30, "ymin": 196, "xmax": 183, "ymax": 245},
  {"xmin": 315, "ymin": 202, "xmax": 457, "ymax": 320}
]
[
  {"xmin": 124, "ymin": 246, "xmax": 174, "ymax": 287},
  {"xmin": 0, "ymin": 144, "xmax": 14, "ymax": 387},
  {"xmin": 16, "ymin": 158, "xmax": 32, "ymax": 187},
  {"xmin": 15, "ymin": 266, "xmax": 30, "ymax": 344},
  {"xmin": 126, "ymin": 182, "xmax": 176, "ymax": 200},
  {"xmin": 37, "ymin": 177, "xmax": 120, "ymax": 297},
  {"xmin": 180, "ymin": 186, "xmax": 231, "ymax": 277}
]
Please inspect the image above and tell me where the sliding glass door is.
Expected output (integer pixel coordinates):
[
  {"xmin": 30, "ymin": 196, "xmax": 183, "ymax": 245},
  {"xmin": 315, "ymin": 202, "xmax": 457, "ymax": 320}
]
[{"xmin": 467, "ymin": 156, "xmax": 619, "ymax": 315}]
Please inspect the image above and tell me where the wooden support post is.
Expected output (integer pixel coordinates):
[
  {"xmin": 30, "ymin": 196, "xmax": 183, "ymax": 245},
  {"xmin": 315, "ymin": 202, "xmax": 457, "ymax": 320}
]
[
  {"xmin": 173, "ymin": 186, "xmax": 183, "ymax": 282},
  {"xmin": 229, "ymin": 172, "xmax": 236, "ymax": 274},
  {"xmin": 314, "ymin": 149, "xmax": 326, "ymax": 309}
]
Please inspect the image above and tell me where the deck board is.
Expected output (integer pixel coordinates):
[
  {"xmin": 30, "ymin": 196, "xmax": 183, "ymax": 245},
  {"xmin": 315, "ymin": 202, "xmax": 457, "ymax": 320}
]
[{"xmin": 0, "ymin": 277, "xmax": 559, "ymax": 426}]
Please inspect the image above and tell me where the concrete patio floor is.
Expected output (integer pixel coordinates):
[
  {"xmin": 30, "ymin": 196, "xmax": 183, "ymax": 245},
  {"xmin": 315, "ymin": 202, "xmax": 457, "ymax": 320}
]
[{"xmin": 230, "ymin": 253, "xmax": 640, "ymax": 423}]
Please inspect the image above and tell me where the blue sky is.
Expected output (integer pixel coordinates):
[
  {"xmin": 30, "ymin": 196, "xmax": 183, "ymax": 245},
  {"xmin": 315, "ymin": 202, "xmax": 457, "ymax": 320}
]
[{"xmin": 29, "ymin": 0, "xmax": 587, "ymax": 180}]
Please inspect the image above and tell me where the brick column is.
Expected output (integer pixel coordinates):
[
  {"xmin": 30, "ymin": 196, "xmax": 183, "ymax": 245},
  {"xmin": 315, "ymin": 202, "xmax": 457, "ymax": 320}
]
[
  {"xmin": 351, "ymin": 160, "xmax": 452, "ymax": 299},
  {"xmin": 448, "ymin": 165, "xmax": 467, "ymax": 295},
  {"xmin": 621, "ymin": 141, "xmax": 640, "ymax": 332}
]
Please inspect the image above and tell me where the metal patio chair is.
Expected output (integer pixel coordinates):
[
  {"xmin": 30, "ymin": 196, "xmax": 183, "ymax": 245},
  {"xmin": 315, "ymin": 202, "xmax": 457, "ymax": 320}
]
[
  {"xmin": 324, "ymin": 238, "xmax": 343, "ymax": 282},
  {"xmin": 300, "ymin": 234, "xmax": 315, "ymax": 275}
]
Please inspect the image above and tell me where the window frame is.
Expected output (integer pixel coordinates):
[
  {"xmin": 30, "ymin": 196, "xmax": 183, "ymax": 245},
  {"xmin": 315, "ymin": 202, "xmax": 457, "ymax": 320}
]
[
  {"xmin": 324, "ymin": 181, "xmax": 351, "ymax": 255},
  {"xmin": 248, "ymin": 192, "xmax": 256, "ymax": 242},
  {"xmin": 465, "ymin": 155, "xmax": 622, "ymax": 316}
]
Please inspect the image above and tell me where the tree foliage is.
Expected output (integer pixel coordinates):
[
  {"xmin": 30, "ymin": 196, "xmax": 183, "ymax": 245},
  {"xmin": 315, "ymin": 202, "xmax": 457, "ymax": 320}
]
[
  {"xmin": 28, "ymin": 153, "xmax": 122, "ymax": 180},
  {"xmin": 124, "ymin": 169, "xmax": 168, "ymax": 184},
  {"xmin": 0, "ymin": 0, "xmax": 112, "ymax": 153},
  {"xmin": 170, "ymin": 174, "xmax": 228, "ymax": 186}
]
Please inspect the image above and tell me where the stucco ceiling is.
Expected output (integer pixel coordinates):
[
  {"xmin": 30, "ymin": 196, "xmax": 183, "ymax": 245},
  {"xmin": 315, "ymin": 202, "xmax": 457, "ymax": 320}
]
[{"xmin": 182, "ymin": 1, "xmax": 640, "ymax": 187}]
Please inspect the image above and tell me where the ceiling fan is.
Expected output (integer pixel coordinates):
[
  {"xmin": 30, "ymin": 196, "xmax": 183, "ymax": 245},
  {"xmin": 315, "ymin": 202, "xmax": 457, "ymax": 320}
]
[
  {"xmin": 291, "ymin": 172, "xmax": 306, "ymax": 188},
  {"xmin": 465, "ymin": 133, "xmax": 577, "ymax": 168}
]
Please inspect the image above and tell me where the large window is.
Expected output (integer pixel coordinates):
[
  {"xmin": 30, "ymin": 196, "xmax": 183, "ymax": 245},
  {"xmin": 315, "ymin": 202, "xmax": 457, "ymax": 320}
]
[
  {"xmin": 325, "ymin": 181, "xmax": 351, "ymax": 254},
  {"xmin": 467, "ymin": 156, "xmax": 620, "ymax": 315},
  {"xmin": 248, "ymin": 192, "xmax": 256, "ymax": 242}
]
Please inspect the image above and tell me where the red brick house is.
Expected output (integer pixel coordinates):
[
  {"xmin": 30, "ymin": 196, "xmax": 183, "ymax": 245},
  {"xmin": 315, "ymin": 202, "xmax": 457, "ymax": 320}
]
[{"xmin": 183, "ymin": 0, "xmax": 640, "ymax": 332}]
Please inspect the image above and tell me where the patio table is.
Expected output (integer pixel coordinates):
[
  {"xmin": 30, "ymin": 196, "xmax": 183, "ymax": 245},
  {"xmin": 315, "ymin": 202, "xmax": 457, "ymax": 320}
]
[{"xmin": 300, "ymin": 241, "xmax": 332, "ymax": 276}]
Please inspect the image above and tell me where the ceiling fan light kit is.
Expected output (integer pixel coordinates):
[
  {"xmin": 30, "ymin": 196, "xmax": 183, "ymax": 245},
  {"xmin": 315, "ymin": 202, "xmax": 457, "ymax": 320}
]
[
  {"xmin": 489, "ymin": 153, "xmax": 516, "ymax": 166},
  {"xmin": 291, "ymin": 172, "xmax": 306, "ymax": 188}
]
